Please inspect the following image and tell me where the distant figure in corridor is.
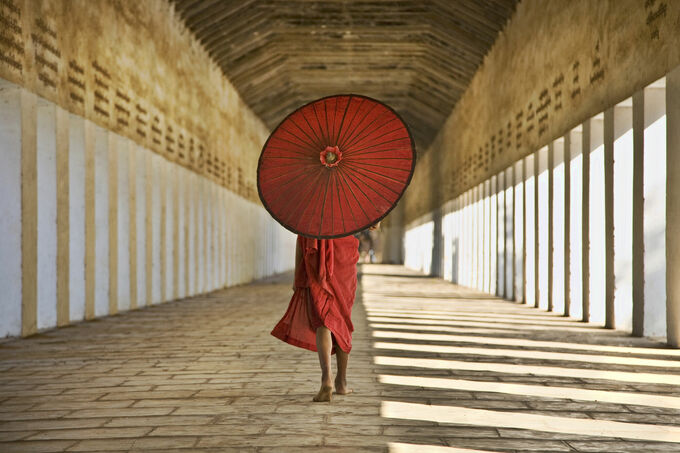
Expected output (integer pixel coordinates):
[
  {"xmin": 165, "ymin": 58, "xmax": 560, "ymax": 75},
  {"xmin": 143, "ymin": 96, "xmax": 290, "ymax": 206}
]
[{"xmin": 271, "ymin": 222, "xmax": 380, "ymax": 402}]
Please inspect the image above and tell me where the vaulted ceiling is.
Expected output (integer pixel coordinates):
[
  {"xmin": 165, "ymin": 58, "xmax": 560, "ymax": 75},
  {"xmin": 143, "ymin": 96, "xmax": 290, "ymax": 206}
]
[{"xmin": 172, "ymin": 0, "xmax": 518, "ymax": 151}]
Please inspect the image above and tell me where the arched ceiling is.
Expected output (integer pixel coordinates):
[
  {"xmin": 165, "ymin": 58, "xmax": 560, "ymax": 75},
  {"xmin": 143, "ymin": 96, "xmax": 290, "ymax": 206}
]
[{"xmin": 171, "ymin": 0, "xmax": 518, "ymax": 151}]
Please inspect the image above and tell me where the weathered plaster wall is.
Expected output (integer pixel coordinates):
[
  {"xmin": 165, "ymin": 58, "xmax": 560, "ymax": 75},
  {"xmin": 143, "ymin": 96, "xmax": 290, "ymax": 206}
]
[
  {"xmin": 403, "ymin": 0, "xmax": 680, "ymax": 223},
  {"xmin": 0, "ymin": 0, "xmax": 297, "ymax": 339},
  {"xmin": 0, "ymin": 0, "xmax": 266, "ymax": 200}
]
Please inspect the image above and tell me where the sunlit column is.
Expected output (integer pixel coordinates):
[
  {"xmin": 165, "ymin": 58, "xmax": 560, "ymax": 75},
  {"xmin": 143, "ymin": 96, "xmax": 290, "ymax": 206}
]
[
  {"xmin": 563, "ymin": 132, "xmax": 572, "ymax": 316},
  {"xmin": 537, "ymin": 146, "xmax": 549, "ymax": 310},
  {"xmin": 483, "ymin": 180, "xmax": 490, "ymax": 292},
  {"xmin": 551, "ymin": 138, "xmax": 565, "ymax": 314},
  {"xmin": 613, "ymin": 99, "xmax": 634, "ymax": 333},
  {"xmin": 525, "ymin": 154, "xmax": 536, "ymax": 307},
  {"xmin": 36, "ymin": 100, "xmax": 58, "ymax": 329},
  {"xmin": 490, "ymin": 175, "xmax": 497, "ymax": 296},
  {"xmin": 479, "ymin": 183, "xmax": 485, "ymax": 290},
  {"xmin": 471, "ymin": 187, "xmax": 479, "ymax": 289},
  {"xmin": 589, "ymin": 113, "xmax": 606, "ymax": 324},
  {"xmin": 632, "ymin": 90, "xmax": 644, "ymax": 336},
  {"xmin": 667, "ymin": 67, "xmax": 680, "ymax": 347},
  {"xmin": 497, "ymin": 171, "xmax": 505, "ymax": 297},
  {"xmin": 604, "ymin": 107, "xmax": 615, "ymax": 329},
  {"xmin": 69, "ymin": 115, "xmax": 87, "ymax": 320},
  {"xmin": 514, "ymin": 159, "xmax": 524, "ymax": 303},
  {"xmin": 547, "ymin": 142, "xmax": 554, "ymax": 312},
  {"xmin": 505, "ymin": 166, "xmax": 514, "ymax": 299},
  {"xmin": 116, "ymin": 137, "xmax": 131, "ymax": 312},
  {"xmin": 0, "ymin": 83, "xmax": 28, "ymax": 337},
  {"xmin": 581, "ymin": 119, "xmax": 591, "ymax": 322},
  {"xmin": 94, "ymin": 126, "xmax": 110, "ymax": 315}
]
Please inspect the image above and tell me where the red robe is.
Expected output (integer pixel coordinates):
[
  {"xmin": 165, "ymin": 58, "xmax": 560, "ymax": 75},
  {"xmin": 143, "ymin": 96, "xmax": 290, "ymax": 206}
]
[{"xmin": 271, "ymin": 234, "xmax": 360, "ymax": 353}]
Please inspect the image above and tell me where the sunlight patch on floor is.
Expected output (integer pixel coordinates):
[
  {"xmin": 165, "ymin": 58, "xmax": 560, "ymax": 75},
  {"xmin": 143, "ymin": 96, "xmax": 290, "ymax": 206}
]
[
  {"xmin": 379, "ymin": 374, "xmax": 680, "ymax": 409},
  {"xmin": 388, "ymin": 442, "xmax": 501, "ymax": 453},
  {"xmin": 374, "ymin": 356, "xmax": 678, "ymax": 385},
  {"xmin": 371, "ymin": 329, "xmax": 680, "ymax": 357},
  {"xmin": 381, "ymin": 401, "xmax": 680, "ymax": 442},
  {"xmin": 373, "ymin": 341, "xmax": 679, "ymax": 368}
]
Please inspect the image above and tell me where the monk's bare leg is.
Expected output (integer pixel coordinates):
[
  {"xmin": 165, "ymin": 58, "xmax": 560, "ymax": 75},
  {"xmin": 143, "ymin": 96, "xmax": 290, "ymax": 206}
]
[
  {"xmin": 334, "ymin": 347, "xmax": 353, "ymax": 395},
  {"xmin": 313, "ymin": 326, "xmax": 333, "ymax": 402}
]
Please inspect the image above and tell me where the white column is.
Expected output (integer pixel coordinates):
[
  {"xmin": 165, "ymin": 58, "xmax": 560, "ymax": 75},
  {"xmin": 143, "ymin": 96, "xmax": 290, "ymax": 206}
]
[
  {"xmin": 613, "ymin": 98, "xmax": 634, "ymax": 332},
  {"xmin": 36, "ymin": 99, "xmax": 58, "ymax": 329},
  {"xmin": 569, "ymin": 126, "xmax": 585, "ymax": 319},
  {"xmin": 514, "ymin": 159, "xmax": 524, "ymax": 303},
  {"xmin": 117, "ymin": 137, "xmax": 131, "ymax": 311},
  {"xmin": 68, "ymin": 114, "xmax": 86, "ymax": 322},
  {"xmin": 589, "ymin": 113, "xmax": 606, "ymax": 325},
  {"xmin": 497, "ymin": 172, "xmax": 505, "ymax": 297},
  {"xmin": 641, "ymin": 79, "xmax": 668, "ymax": 338},
  {"xmin": 537, "ymin": 146, "xmax": 549, "ymax": 310},
  {"xmin": 93, "ymin": 126, "xmax": 109, "ymax": 317},
  {"xmin": 666, "ymin": 68, "xmax": 680, "ymax": 347},
  {"xmin": 525, "ymin": 153, "xmax": 536, "ymax": 307},
  {"xmin": 505, "ymin": 166, "xmax": 514, "ymax": 300},
  {"xmin": 0, "ymin": 83, "xmax": 24, "ymax": 337},
  {"xmin": 489, "ymin": 176, "xmax": 497, "ymax": 296},
  {"xmin": 552, "ymin": 138, "xmax": 566, "ymax": 315}
]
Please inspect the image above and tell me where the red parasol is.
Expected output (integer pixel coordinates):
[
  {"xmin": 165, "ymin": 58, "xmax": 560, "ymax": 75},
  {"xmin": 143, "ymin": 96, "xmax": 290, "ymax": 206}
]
[{"xmin": 257, "ymin": 94, "xmax": 416, "ymax": 239}]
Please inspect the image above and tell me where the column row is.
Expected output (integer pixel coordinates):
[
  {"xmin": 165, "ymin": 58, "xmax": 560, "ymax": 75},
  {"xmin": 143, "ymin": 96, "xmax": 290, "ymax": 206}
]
[
  {"xmin": 0, "ymin": 81, "xmax": 297, "ymax": 338},
  {"xmin": 404, "ymin": 66, "xmax": 680, "ymax": 346}
]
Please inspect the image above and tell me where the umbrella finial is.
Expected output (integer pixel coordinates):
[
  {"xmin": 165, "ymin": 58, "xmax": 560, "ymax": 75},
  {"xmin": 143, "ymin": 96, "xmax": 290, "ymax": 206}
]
[{"xmin": 320, "ymin": 145, "xmax": 342, "ymax": 168}]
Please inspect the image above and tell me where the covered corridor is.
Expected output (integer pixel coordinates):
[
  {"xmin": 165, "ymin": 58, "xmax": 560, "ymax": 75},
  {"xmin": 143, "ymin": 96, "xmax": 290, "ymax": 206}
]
[{"xmin": 2, "ymin": 0, "xmax": 680, "ymax": 451}]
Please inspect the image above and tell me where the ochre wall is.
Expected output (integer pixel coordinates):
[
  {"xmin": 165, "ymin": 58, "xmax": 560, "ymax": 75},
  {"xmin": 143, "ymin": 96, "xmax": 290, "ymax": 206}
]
[
  {"xmin": 0, "ymin": 0, "xmax": 266, "ymax": 201},
  {"xmin": 403, "ymin": 0, "xmax": 680, "ymax": 223}
]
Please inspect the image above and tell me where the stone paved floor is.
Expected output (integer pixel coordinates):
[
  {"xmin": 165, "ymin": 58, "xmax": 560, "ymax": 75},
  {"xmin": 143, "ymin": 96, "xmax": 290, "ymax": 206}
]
[{"xmin": 1, "ymin": 264, "xmax": 680, "ymax": 452}]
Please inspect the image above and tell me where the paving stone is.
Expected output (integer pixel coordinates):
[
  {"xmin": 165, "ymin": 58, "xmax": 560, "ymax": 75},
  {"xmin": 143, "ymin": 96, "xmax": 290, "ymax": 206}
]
[
  {"xmin": 0, "ymin": 418, "xmax": 107, "ymax": 432},
  {"xmin": 0, "ymin": 440, "xmax": 78, "ymax": 452}
]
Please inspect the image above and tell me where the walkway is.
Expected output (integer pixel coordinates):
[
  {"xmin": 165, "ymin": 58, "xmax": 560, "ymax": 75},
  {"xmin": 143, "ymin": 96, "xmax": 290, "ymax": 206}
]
[{"xmin": 1, "ymin": 265, "xmax": 679, "ymax": 452}]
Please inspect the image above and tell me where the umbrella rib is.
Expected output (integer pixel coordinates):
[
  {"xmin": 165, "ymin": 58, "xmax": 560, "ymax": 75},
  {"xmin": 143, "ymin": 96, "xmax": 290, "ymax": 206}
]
[
  {"xmin": 300, "ymin": 110, "xmax": 326, "ymax": 151},
  {"xmin": 336, "ymin": 97, "xmax": 366, "ymax": 149},
  {"xmin": 339, "ymin": 165, "xmax": 394, "ymax": 207},
  {"xmin": 312, "ymin": 103, "xmax": 329, "ymax": 146},
  {"xmin": 342, "ymin": 118, "xmax": 400, "ymax": 154},
  {"xmin": 337, "ymin": 165, "xmax": 388, "ymax": 216},
  {"xmin": 261, "ymin": 163, "xmax": 318, "ymax": 183},
  {"xmin": 303, "ymin": 169, "xmax": 330, "ymax": 235},
  {"xmin": 333, "ymin": 169, "xmax": 347, "ymax": 234},
  {"xmin": 279, "ymin": 124, "xmax": 323, "ymax": 154},
  {"xmin": 260, "ymin": 161, "xmax": 318, "ymax": 170},
  {"xmin": 334, "ymin": 96, "xmax": 352, "ymax": 146},
  {"xmin": 318, "ymin": 171, "xmax": 332, "ymax": 236},
  {"xmin": 280, "ymin": 168, "xmax": 326, "ymax": 228},
  {"xmin": 265, "ymin": 144, "xmax": 314, "ymax": 158},
  {"xmin": 344, "ymin": 123, "xmax": 403, "ymax": 155},
  {"xmin": 270, "ymin": 135, "xmax": 319, "ymax": 156},
  {"xmin": 264, "ymin": 164, "xmax": 322, "ymax": 208},
  {"xmin": 341, "ymin": 160, "xmax": 412, "ymax": 172},
  {"xmin": 336, "ymin": 167, "xmax": 372, "ymax": 224},
  {"xmin": 324, "ymin": 100, "xmax": 331, "ymax": 147},
  {"xmin": 344, "ymin": 154, "xmax": 412, "ymax": 160},
  {"xmin": 346, "ymin": 165, "xmax": 401, "ymax": 196},
  {"xmin": 262, "ymin": 155, "xmax": 318, "ymax": 161},
  {"xmin": 288, "ymin": 115, "xmax": 324, "ymax": 150},
  {"xmin": 342, "ymin": 162, "xmax": 409, "ymax": 185},
  {"xmin": 338, "ymin": 101, "xmax": 378, "ymax": 151},
  {"xmin": 340, "ymin": 109, "xmax": 393, "ymax": 151},
  {"xmin": 342, "ymin": 137, "xmax": 410, "ymax": 156}
]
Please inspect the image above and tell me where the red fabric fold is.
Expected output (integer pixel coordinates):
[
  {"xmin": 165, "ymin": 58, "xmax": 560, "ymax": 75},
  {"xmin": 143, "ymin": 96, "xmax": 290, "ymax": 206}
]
[{"xmin": 271, "ymin": 234, "xmax": 360, "ymax": 353}]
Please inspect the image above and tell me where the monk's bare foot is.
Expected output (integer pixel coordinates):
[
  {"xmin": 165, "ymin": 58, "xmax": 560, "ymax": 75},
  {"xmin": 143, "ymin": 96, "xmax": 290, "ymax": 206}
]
[
  {"xmin": 334, "ymin": 378, "xmax": 353, "ymax": 395},
  {"xmin": 313, "ymin": 385, "xmax": 333, "ymax": 402}
]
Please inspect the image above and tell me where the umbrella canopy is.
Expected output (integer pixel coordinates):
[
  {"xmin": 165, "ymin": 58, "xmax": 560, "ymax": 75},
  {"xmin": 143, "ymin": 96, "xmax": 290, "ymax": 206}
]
[{"xmin": 257, "ymin": 94, "xmax": 416, "ymax": 239}]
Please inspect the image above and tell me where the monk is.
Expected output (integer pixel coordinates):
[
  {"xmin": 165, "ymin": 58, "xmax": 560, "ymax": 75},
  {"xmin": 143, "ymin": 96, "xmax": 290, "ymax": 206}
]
[{"xmin": 271, "ymin": 222, "xmax": 380, "ymax": 402}]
